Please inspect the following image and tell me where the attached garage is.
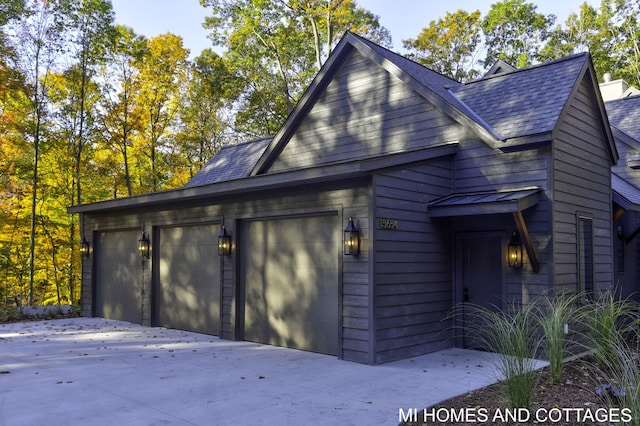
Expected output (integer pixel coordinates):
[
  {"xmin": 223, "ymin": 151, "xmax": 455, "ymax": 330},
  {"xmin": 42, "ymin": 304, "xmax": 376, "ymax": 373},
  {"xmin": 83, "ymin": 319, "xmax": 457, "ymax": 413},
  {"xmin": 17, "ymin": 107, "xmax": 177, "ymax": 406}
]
[
  {"xmin": 241, "ymin": 215, "xmax": 340, "ymax": 355},
  {"xmin": 95, "ymin": 230, "xmax": 141, "ymax": 323},
  {"xmin": 156, "ymin": 224, "xmax": 221, "ymax": 335}
]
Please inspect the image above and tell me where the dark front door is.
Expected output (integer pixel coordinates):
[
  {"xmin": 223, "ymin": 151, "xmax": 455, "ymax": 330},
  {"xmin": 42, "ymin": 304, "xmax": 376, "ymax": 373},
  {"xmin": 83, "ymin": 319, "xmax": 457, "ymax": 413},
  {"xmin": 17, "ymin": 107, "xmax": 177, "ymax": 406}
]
[{"xmin": 457, "ymin": 233, "xmax": 503, "ymax": 348}]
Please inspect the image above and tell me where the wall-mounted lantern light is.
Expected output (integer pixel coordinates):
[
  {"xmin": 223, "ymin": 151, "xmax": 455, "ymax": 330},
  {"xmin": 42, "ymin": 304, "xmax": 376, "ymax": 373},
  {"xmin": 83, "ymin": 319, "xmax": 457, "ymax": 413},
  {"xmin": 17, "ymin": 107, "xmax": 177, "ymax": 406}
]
[
  {"xmin": 138, "ymin": 232, "xmax": 150, "ymax": 259},
  {"xmin": 508, "ymin": 231, "xmax": 523, "ymax": 269},
  {"xmin": 80, "ymin": 237, "xmax": 90, "ymax": 258},
  {"xmin": 344, "ymin": 217, "xmax": 360, "ymax": 256},
  {"xmin": 218, "ymin": 226, "xmax": 231, "ymax": 257}
]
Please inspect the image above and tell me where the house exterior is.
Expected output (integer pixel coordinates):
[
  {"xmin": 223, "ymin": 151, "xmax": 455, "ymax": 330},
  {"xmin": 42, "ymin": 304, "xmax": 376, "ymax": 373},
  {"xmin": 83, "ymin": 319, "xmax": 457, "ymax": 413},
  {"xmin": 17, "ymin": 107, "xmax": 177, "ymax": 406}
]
[
  {"xmin": 69, "ymin": 32, "xmax": 619, "ymax": 364},
  {"xmin": 603, "ymin": 82, "xmax": 640, "ymax": 301}
]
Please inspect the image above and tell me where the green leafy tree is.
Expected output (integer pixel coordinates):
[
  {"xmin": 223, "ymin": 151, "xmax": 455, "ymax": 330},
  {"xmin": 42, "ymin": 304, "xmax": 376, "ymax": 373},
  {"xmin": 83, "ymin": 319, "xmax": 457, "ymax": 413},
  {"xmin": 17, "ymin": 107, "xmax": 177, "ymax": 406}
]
[
  {"xmin": 98, "ymin": 25, "xmax": 147, "ymax": 198},
  {"xmin": 135, "ymin": 33, "xmax": 189, "ymax": 192},
  {"xmin": 403, "ymin": 9, "xmax": 483, "ymax": 82},
  {"xmin": 481, "ymin": 0, "xmax": 555, "ymax": 68},
  {"xmin": 56, "ymin": 0, "xmax": 116, "ymax": 205},
  {"xmin": 201, "ymin": 0, "xmax": 390, "ymax": 136},
  {"xmin": 285, "ymin": 0, "xmax": 391, "ymax": 70},
  {"xmin": 175, "ymin": 49, "xmax": 237, "ymax": 180},
  {"xmin": 611, "ymin": 0, "xmax": 640, "ymax": 86},
  {"xmin": 9, "ymin": 0, "xmax": 63, "ymax": 305},
  {"xmin": 539, "ymin": 3, "xmax": 601, "ymax": 61}
]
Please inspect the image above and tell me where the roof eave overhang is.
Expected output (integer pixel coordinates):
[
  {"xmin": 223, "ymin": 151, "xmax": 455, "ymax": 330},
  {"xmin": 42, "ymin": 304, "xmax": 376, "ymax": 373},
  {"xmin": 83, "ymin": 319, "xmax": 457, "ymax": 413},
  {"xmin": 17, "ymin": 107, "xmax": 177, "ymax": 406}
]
[
  {"xmin": 69, "ymin": 162, "xmax": 367, "ymax": 214},
  {"xmin": 498, "ymin": 132, "xmax": 552, "ymax": 153},
  {"xmin": 69, "ymin": 142, "xmax": 459, "ymax": 215},
  {"xmin": 613, "ymin": 189, "xmax": 640, "ymax": 212}
]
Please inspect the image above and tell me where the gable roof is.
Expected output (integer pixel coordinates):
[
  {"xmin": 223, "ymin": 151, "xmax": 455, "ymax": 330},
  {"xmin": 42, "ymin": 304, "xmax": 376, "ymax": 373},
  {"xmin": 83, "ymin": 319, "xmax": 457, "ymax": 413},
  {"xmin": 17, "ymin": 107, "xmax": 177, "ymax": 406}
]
[
  {"xmin": 184, "ymin": 137, "xmax": 272, "ymax": 188},
  {"xmin": 483, "ymin": 60, "xmax": 517, "ymax": 78},
  {"xmin": 453, "ymin": 54, "xmax": 589, "ymax": 140},
  {"xmin": 250, "ymin": 32, "xmax": 505, "ymax": 176},
  {"xmin": 250, "ymin": 33, "xmax": 616, "ymax": 175}
]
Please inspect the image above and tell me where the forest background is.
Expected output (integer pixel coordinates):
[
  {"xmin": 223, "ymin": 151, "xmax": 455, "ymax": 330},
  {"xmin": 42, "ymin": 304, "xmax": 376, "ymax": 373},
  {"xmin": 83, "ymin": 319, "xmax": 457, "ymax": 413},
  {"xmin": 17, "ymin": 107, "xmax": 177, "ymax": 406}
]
[{"xmin": 0, "ymin": 0, "xmax": 638, "ymax": 307}]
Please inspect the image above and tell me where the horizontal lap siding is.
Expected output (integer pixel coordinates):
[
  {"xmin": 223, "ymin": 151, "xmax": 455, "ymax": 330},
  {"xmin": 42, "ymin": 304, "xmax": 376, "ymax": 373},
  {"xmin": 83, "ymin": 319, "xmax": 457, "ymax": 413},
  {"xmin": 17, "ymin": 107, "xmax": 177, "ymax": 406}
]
[
  {"xmin": 553, "ymin": 80, "xmax": 613, "ymax": 293},
  {"xmin": 270, "ymin": 50, "xmax": 461, "ymax": 173},
  {"xmin": 82, "ymin": 182, "xmax": 372, "ymax": 363},
  {"xmin": 373, "ymin": 159, "xmax": 454, "ymax": 363}
]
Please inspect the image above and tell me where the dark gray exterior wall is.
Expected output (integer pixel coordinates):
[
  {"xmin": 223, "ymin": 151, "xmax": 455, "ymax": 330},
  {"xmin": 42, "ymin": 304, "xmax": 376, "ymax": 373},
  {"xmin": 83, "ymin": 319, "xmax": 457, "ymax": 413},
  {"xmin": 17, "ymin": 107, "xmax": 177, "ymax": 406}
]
[
  {"xmin": 269, "ymin": 49, "xmax": 463, "ymax": 173},
  {"xmin": 372, "ymin": 159, "xmax": 454, "ymax": 363},
  {"xmin": 553, "ymin": 79, "xmax": 614, "ymax": 294}
]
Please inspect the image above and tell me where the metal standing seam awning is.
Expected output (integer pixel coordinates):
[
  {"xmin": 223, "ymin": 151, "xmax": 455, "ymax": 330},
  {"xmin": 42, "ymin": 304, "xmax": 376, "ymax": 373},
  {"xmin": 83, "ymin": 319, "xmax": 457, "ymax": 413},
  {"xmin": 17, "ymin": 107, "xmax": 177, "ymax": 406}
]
[
  {"xmin": 427, "ymin": 187, "xmax": 541, "ymax": 217},
  {"xmin": 428, "ymin": 187, "xmax": 542, "ymax": 273}
]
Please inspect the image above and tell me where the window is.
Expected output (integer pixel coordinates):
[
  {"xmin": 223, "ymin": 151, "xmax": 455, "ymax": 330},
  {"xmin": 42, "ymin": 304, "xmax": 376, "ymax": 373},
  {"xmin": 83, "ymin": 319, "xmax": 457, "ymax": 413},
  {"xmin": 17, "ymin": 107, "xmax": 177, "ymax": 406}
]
[{"xmin": 577, "ymin": 216, "xmax": 594, "ymax": 295}]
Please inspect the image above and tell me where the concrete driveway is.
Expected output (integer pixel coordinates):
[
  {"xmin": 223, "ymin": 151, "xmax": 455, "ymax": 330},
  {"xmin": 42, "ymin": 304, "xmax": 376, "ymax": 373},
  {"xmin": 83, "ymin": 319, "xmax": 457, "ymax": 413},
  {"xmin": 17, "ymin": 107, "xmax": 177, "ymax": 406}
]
[{"xmin": 0, "ymin": 318, "xmax": 534, "ymax": 425}]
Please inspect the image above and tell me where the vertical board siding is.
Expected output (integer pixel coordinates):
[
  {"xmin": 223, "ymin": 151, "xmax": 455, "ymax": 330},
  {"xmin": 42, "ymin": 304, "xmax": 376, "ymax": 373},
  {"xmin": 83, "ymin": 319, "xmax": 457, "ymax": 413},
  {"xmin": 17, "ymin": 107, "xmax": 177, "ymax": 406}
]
[
  {"xmin": 82, "ymin": 182, "xmax": 371, "ymax": 363},
  {"xmin": 269, "ymin": 50, "xmax": 461, "ymax": 173},
  {"xmin": 373, "ymin": 159, "xmax": 454, "ymax": 363},
  {"xmin": 553, "ymin": 80, "xmax": 613, "ymax": 293}
]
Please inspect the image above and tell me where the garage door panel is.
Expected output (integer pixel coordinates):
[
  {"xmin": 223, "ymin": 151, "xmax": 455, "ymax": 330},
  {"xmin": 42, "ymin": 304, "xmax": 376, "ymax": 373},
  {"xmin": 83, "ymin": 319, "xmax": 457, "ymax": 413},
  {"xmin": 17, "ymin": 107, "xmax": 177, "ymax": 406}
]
[
  {"xmin": 96, "ymin": 230, "xmax": 141, "ymax": 324},
  {"xmin": 243, "ymin": 215, "xmax": 339, "ymax": 355},
  {"xmin": 158, "ymin": 225, "xmax": 220, "ymax": 335}
]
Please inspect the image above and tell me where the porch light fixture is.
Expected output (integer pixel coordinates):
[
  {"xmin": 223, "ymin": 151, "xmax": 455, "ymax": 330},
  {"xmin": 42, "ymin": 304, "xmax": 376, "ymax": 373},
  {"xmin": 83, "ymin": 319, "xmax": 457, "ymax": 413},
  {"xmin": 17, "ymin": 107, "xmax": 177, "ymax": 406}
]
[
  {"xmin": 138, "ymin": 232, "xmax": 150, "ymax": 259},
  {"xmin": 344, "ymin": 217, "xmax": 360, "ymax": 256},
  {"xmin": 218, "ymin": 226, "xmax": 231, "ymax": 257},
  {"xmin": 80, "ymin": 237, "xmax": 90, "ymax": 258},
  {"xmin": 508, "ymin": 231, "xmax": 523, "ymax": 269}
]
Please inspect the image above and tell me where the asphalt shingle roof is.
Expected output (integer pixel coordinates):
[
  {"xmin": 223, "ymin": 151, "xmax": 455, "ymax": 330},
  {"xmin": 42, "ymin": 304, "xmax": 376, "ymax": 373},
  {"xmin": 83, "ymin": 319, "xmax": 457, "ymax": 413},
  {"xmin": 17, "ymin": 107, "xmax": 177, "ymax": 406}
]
[
  {"xmin": 606, "ymin": 95, "xmax": 640, "ymax": 141},
  {"xmin": 452, "ymin": 54, "xmax": 588, "ymax": 140},
  {"xmin": 184, "ymin": 137, "xmax": 272, "ymax": 188},
  {"xmin": 186, "ymin": 36, "xmax": 593, "ymax": 187}
]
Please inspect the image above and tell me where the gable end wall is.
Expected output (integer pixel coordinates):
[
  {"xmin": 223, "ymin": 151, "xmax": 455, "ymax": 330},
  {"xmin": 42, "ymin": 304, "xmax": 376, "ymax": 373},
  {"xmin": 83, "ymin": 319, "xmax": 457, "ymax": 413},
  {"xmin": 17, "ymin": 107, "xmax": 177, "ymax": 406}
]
[
  {"xmin": 553, "ymin": 79, "xmax": 614, "ymax": 293},
  {"xmin": 269, "ymin": 50, "xmax": 462, "ymax": 173}
]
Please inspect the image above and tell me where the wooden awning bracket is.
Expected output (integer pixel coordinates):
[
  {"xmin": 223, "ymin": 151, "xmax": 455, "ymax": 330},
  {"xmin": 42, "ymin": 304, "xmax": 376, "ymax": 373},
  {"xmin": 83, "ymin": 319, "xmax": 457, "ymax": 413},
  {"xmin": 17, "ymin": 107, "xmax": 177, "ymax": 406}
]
[
  {"xmin": 512, "ymin": 211, "xmax": 540, "ymax": 273},
  {"xmin": 613, "ymin": 207, "xmax": 625, "ymax": 222}
]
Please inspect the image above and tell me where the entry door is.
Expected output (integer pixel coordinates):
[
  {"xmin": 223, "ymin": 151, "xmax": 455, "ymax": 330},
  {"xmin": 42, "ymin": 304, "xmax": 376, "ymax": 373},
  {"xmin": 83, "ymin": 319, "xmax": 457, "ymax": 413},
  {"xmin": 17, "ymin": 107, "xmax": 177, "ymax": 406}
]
[
  {"xmin": 457, "ymin": 233, "xmax": 503, "ymax": 348},
  {"xmin": 241, "ymin": 215, "xmax": 339, "ymax": 355}
]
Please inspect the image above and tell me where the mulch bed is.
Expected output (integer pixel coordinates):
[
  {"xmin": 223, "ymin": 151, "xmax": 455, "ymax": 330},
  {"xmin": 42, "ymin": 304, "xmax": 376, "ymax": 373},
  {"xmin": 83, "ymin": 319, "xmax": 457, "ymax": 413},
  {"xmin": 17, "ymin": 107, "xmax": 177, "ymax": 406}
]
[{"xmin": 403, "ymin": 360, "xmax": 624, "ymax": 426}]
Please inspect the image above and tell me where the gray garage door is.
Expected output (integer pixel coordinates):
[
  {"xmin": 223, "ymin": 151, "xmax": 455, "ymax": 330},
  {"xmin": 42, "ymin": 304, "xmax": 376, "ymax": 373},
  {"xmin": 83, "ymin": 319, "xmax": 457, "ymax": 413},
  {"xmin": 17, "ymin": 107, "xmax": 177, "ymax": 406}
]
[
  {"xmin": 95, "ymin": 230, "xmax": 141, "ymax": 323},
  {"xmin": 242, "ymin": 215, "xmax": 339, "ymax": 355},
  {"xmin": 157, "ymin": 224, "xmax": 220, "ymax": 335}
]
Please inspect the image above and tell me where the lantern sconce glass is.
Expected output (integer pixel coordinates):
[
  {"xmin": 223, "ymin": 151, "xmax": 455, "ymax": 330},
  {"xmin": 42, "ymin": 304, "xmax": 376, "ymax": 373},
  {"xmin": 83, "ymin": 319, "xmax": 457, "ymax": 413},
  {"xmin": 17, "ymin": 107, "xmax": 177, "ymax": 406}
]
[
  {"xmin": 80, "ymin": 237, "xmax": 90, "ymax": 258},
  {"xmin": 218, "ymin": 226, "xmax": 232, "ymax": 257},
  {"xmin": 138, "ymin": 232, "xmax": 150, "ymax": 259},
  {"xmin": 508, "ymin": 231, "xmax": 523, "ymax": 269},
  {"xmin": 344, "ymin": 217, "xmax": 360, "ymax": 256}
]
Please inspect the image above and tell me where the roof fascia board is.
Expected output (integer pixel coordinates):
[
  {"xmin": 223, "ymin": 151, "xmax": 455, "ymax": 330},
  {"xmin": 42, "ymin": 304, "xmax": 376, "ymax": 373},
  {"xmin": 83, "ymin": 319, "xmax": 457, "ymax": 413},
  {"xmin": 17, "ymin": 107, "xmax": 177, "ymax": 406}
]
[
  {"xmin": 612, "ymin": 125, "xmax": 640, "ymax": 152},
  {"xmin": 499, "ymin": 133, "xmax": 552, "ymax": 152},
  {"xmin": 68, "ymin": 161, "xmax": 367, "ymax": 214}
]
